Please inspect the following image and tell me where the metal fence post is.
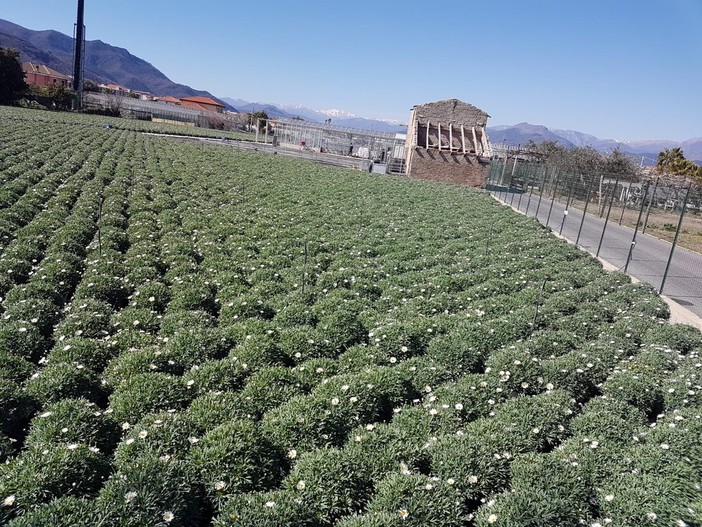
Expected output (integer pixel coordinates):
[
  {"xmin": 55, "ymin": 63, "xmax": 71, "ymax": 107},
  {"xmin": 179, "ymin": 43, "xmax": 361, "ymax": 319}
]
[
  {"xmin": 642, "ymin": 176, "xmax": 659, "ymax": 234},
  {"xmin": 596, "ymin": 175, "xmax": 619, "ymax": 258},
  {"xmin": 576, "ymin": 173, "xmax": 596, "ymax": 246},
  {"xmin": 546, "ymin": 174, "xmax": 562, "ymax": 227},
  {"xmin": 624, "ymin": 181, "xmax": 650, "ymax": 273},
  {"xmin": 660, "ymin": 184, "xmax": 692, "ymax": 294}
]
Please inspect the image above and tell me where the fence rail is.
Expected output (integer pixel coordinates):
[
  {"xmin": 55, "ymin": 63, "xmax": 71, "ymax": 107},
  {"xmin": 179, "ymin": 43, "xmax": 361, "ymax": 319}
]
[{"xmin": 487, "ymin": 158, "xmax": 702, "ymax": 320}]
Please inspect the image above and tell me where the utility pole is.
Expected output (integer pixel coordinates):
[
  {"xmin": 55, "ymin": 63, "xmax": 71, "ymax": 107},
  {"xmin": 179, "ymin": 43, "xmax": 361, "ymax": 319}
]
[{"xmin": 72, "ymin": 0, "xmax": 85, "ymax": 109}]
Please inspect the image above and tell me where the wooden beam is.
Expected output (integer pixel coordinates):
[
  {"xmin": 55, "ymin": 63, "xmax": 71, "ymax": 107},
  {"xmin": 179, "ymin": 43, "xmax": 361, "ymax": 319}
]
[
  {"xmin": 472, "ymin": 126, "xmax": 479, "ymax": 154},
  {"xmin": 426, "ymin": 121, "xmax": 430, "ymax": 149},
  {"xmin": 461, "ymin": 124, "xmax": 466, "ymax": 154},
  {"xmin": 449, "ymin": 123, "xmax": 453, "ymax": 151},
  {"xmin": 437, "ymin": 122, "xmax": 441, "ymax": 151}
]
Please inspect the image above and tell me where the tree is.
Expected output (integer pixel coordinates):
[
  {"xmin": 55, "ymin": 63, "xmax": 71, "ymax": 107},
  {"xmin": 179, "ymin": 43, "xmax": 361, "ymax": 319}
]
[
  {"xmin": 656, "ymin": 148, "xmax": 702, "ymax": 183},
  {"xmin": 0, "ymin": 48, "xmax": 28, "ymax": 105},
  {"xmin": 248, "ymin": 110, "xmax": 269, "ymax": 132}
]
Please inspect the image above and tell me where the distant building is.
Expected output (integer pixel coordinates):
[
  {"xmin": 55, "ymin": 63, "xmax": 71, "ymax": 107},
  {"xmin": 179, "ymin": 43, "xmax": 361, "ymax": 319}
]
[
  {"xmin": 405, "ymin": 99, "xmax": 492, "ymax": 186},
  {"xmin": 178, "ymin": 96, "xmax": 225, "ymax": 114},
  {"xmin": 158, "ymin": 96, "xmax": 182, "ymax": 105},
  {"xmin": 100, "ymin": 83, "xmax": 131, "ymax": 96},
  {"xmin": 22, "ymin": 62, "xmax": 71, "ymax": 87}
]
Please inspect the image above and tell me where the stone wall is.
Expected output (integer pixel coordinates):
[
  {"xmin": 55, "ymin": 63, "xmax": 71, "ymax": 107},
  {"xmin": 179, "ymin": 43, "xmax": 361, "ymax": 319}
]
[{"xmin": 408, "ymin": 147, "xmax": 489, "ymax": 186}]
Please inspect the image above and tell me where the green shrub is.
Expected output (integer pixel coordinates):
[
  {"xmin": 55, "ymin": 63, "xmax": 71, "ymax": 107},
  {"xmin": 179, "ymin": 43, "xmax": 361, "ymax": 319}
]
[
  {"xmin": 235, "ymin": 366, "xmax": 306, "ymax": 419},
  {"xmin": 281, "ymin": 447, "xmax": 375, "ymax": 525},
  {"xmin": 24, "ymin": 398, "xmax": 119, "ymax": 453},
  {"xmin": 393, "ymin": 356, "xmax": 454, "ymax": 395},
  {"xmin": 213, "ymin": 489, "xmax": 319, "ymax": 527},
  {"xmin": 229, "ymin": 334, "xmax": 290, "ymax": 370},
  {"xmin": 425, "ymin": 332, "xmax": 487, "ymax": 378},
  {"xmin": 165, "ymin": 327, "xmax": 233, "ymax": 368},
  {"xmin": 484, "ymin": 347, "xmax": 543, "ymax": 397},
  {"xmin": 569, "ymin": 396, "xmax": 648, "ymax": 444},
  {"xmin": 189, "ymin": 419, "xmax": 286, "ymax": 511},
  {"xmin": 113, "ymin": 411, "xmax": 199, "ymax": 469},
  {"xmin": 1, "ymin": 297, "xmax": 61, "ymax": 337},
  {"xmin": 643, "ymin": 323, "xmax": 702, "ymax": 354},
  {"xmin": 5, "ymin": 496, "xmax": 95, "ymax": 527},
  {"xmin": 316, "ymin": 310, "xmax": 367, "ymax": 351},
  {"xmin": 25, "ymin": 362, "xmax": 105, "ymax": 406},
  {"xmin": 108, "ymin": 372, "xmax": 193, "ymax": 424},
  {"xmin": 159, "ymin": 309, "xmax": 217, "ymax": 336},
  {"xmin": 278, "ymin": 325, "xmax": 336, "ymax": 363},
  {"xmin": 0, "ymin": 444, "xmax": 110, "ymax": 524},
  {"xmin": 0, "ymin": 430, "xmax": 15, "ymax": 462},
  {"xmin": 96, "ymin": 454, "xmax": 205, "ymax": 527},
  {"xmin": 366, "ymin": 473, "xmax": 468, "ymax": 526},
  {"xmin": 473, "ymin": 487, "xmax": 591, "ymax": 527},
  {"xmin": 54, "ymin": 299, "xmax": 114, "ymax": 339},
  {"xmin": 335, "ymin": 512, "xmax": 401, "ymax": 527},
  {"xmin": 290, "ymin": 358, "xmax": 339, "ymax": 390},
  {"xmin": 273, "ymin": 303, "xmax": 317, "ymax": 327},
  {"xmin": 0, "ymin": 320, "xmax": 49, "ymax": 361},
  {"xmin": 169, "ymin": 278, "xmax": 217, "ymax": 314},
  {"xmin": 187, "ymin": 391, "xmax": 247, "ymax": 431},
  {"xmin": 46, "ymin": 338, "xmax": 116, "ymax": 373},
  {"xmin": 129, "ymin": 280, "xmax": 171, "ymax": 312},
  {"xmin": 182, "ymin": 357, "xmax": 251, "ymax": 394},
  {"xmin": 600, "ymin": 370, "xmax": 664, "ymax": 418},
  {"xmin": 111, "ymin": 306, "xmax": 161, "ymax": 334},
  {"xmin": 219, "ymin": 293, "xmax": 275, "ymax": 323},
  {"xmin": 73, "ymin": 273, "xmax": 128, "ymax": 308},
  {"xmin": 0, "ymin": 350, "xmax": 36, "ymax": 382},
  {"xmin": 0, "ymin": 379, "xmax": 38, "ymax": 440}
]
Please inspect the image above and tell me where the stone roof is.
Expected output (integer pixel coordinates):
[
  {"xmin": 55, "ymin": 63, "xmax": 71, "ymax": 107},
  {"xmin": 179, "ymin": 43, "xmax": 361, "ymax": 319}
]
[{"xmin": 412, "ymin": 99, "xmax": 490, "ymax": 127}]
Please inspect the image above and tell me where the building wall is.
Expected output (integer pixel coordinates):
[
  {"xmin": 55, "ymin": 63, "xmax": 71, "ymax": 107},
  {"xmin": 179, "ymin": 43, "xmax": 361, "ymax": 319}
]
[
  {"xmin": 407, "ymin": 147, "xmax": 489, "ymax": 186},
  {"xmin": 25, "ymin": 73, "xmax": 69, "ymax": 87}
]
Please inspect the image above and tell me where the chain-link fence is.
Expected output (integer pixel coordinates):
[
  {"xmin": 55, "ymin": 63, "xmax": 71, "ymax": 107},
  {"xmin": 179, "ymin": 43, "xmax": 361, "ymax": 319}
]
[{"xmin": 487, "ymin": 157, "xmax": 702, "ymax": 318}]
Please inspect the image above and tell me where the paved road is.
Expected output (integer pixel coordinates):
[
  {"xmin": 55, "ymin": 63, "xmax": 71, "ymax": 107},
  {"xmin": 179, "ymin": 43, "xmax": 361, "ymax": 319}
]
[{"xmin": 490, "ymin": 188, "xmax": 702, "ymax": 320}]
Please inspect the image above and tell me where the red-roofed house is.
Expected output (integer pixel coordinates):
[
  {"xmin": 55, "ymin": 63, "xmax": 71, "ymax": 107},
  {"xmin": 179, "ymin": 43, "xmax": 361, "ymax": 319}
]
[
  {"xmin": 178, "ymin": 96, "xmax": 225, "ymax": 114},
  {"xmin": 22, "ymin": 63, "xmax": 71, "ymax": 87},
  {"xmin": 159, "ymin": 96, "xmax": 182, "ymax": 105}
]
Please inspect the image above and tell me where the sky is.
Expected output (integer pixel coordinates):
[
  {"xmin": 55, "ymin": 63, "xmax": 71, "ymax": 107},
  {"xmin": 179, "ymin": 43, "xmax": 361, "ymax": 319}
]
[{"xmin": 2, "ymin": 0, "xmax": 701, "ymax": 141}]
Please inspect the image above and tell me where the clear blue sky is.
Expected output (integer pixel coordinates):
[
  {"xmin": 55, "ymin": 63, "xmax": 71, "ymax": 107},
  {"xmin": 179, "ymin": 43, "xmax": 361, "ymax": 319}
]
[{"xmin": 2, "ymin": 0, "xmax": 701, "ymax": 141}]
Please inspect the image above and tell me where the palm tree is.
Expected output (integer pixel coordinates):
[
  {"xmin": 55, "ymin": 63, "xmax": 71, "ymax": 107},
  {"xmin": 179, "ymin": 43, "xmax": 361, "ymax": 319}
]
[{"xmin": 656, "ymin": 147, "xmax": 685, "ymax": 174}]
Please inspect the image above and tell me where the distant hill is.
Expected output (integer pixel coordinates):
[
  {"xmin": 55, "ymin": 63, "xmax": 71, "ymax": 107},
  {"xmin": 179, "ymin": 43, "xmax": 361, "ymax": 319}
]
[
  {"xmin": 486, "ymin": 122, "xmax": 702, "ymax": 166},
  {"xmin": 0, "ymin": 18, "xmax": 233, "ymax": 109},
  {"xmin": 222, "ymin": 99, "xmax": 408, "ymax": 134}
]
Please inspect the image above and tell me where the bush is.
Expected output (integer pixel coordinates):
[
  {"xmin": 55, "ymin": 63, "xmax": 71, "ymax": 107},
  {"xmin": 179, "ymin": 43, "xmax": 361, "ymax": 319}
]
[
  {"xmin": 54, "ymin": 299, "xmax": 114, "ymax": 339},
  {"xmin": 159, "ymin": 309, "xmax": 217, "ymax": 336},
  {"xmin": 73, "ymin": 273, "xmax": 128, "ymax": 308},
  {"xmin": 5, "ymin": 496, "xmax": 95, "ymax": 527},
  {"xmin": 165, "ymin": 327, "xmax": 233, "ymax": 368},
  {"xmin": 366, "ymin": 473, "xmax": 468, "ymax": 526},
  {"xmin": 0, "ymin": 350, "xmax": 36, "ymax": 382},
  {"xmin": 218, "ymin": 293, "xmax": 275, "ymax": 323},
  {"xmin": 24, "ymin": 398, "xmax": 119, "ymax": 453},
  {"xmin": 113, "ymin": 411, "xmax": 199, "ymax": 469},
  {"xmin": 425, "ymin": 332, "xmax": 487, "ymax": 378},
  {"xmin": 290, "ymin": 358, "xmax": 339, "ymax": 391},
  {"xmin": 1, "ymin": 297, "xmax": 61, "ymax": 337},
  {"xmin": 0, "ymin": 320, "xmax": 49, "ymax": 361},
  {"xmin": 643, "ymin": 323, "xmax": 702, "ymax": 354},
  {"xmin": 129, "ymin": 280, "xmax": 171, "ymax": 312},
  {"xmin": 278, "ymin": 325, "xmax": 336, "ymax": 363},
  {"xmin": 281, "ymin": 447, "xmax": 375, "ymax": 525},
  {"xmin": 600, "ymin": 370, "xmax": 664, "ymax": 418},
  {"xmin": 25, "ymin": 362, "xmax": 105, "ymax": 406},
  {"xmin": 96, "ymin": 454, "xmax": 205, "ymax": 527},
  {"xmin": 316, "ymin": 310, "xmax": 367, "ymax": 351},
  {"xmin": 484, "ymin": 347, "xmax": 543, "ymax": 397},
  {"xmin": 0, "ymin": 444, "xmax": 110, "ymax": 524},
  {"xmin": 46, "ymin": 338, "xmax": 116, "ymax": 373},
  {"xmin": 189, "ymin": 419, "xmax": 286, "ymax": 511},
  {"xmin": 569, "ymin": 396, "xmax": 648, "ymax": 444},
  {"xmin": 335, "ymin": 512, "xmax": 401, "ymax": 527},
  {"xmin": 108, "ymin": 372, "xmax": 193, "ymax": 424},
  {"xmin": 235, "ymin": 366, "xmax": 306, "ymax": 419},
  {"xmin": 213, "ymin": 489, "xmax": 319, "ymax": 527},
  {"xmin": 187, "ymin": 391, "xmax": 247, "ymax": 432},
  {"xmin": 0, "ymin": 379, "xmax": 38, "ymax": 440},
  {"xmin": 229, "ymin": 334, "xmax": 290, "ymax": 370},
  {"xmin": 472, "ymin": 487, "xmax": 591, "ymax": 527},
  {"xmin": 168, "ymin": 278, "xmax": 217, "ymax": 314},
  {"xmin": 182, "ymin": 357, "xmax": 251, "ymax": 394},
  {"xmin": 111, "ymin": 306, "xmax": 161, "ymax": 335}
]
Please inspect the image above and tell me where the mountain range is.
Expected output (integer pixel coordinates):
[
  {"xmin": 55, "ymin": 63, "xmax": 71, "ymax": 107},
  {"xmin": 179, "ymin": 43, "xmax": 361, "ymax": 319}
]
[
  {"xmin": 0, "ymin": 18, "xmax": 232, "ymax": 108},
  {"xmin": 2, "ymin": 18, "xmax": 699, "ymax": 165}
]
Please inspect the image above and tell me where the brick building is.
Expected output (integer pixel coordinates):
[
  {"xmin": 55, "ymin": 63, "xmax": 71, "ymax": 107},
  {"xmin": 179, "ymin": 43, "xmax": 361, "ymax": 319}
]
[
  {"xmin": 405, "ymin": 99, "xmax": 492, "ymax": 186},
  {"xmin": 22, "ymin": 62, "xmax": 71, "ymax": 88}
]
